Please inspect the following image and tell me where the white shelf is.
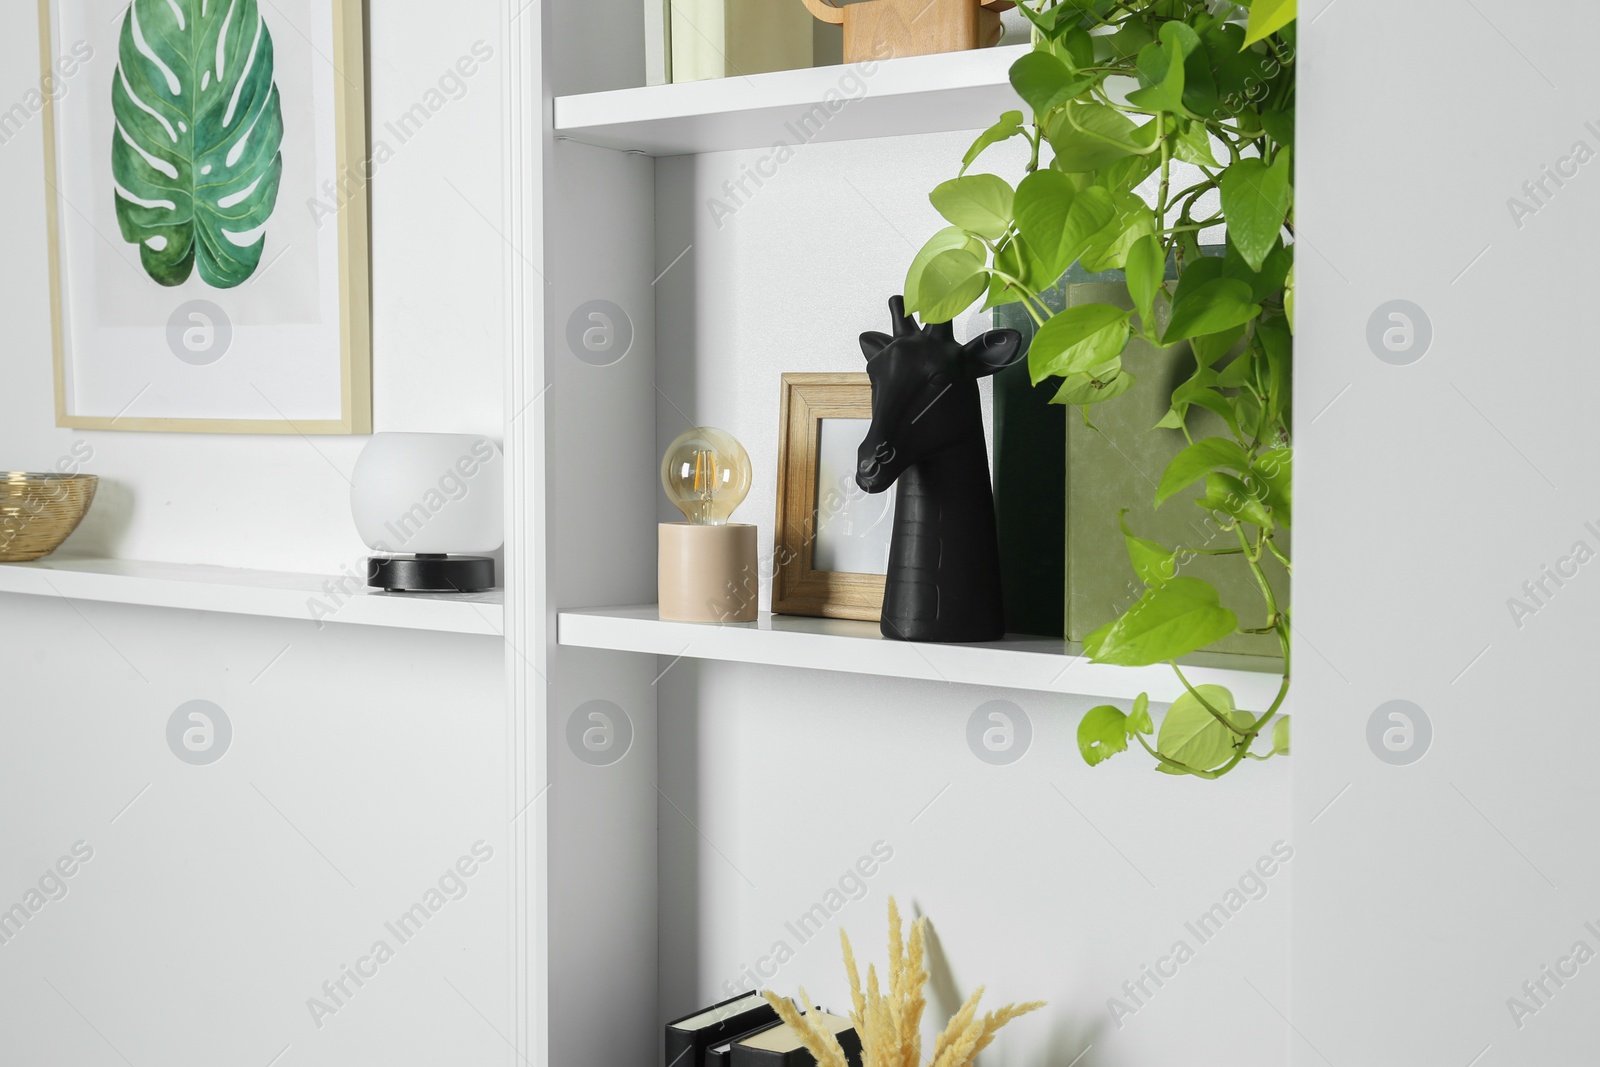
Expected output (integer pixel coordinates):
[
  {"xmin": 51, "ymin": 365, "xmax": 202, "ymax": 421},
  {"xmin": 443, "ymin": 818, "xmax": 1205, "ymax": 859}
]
[
  {"xmin": 553, "ymin": 45, "xmax": 1030, "ymax": 156},
  {"xmin": 558, "ymin": 605, "xmax": 1284, "ymax": 707},
  {"xmin": 0, "ymin": 557, "xmax": 504, "ymax": 637}
]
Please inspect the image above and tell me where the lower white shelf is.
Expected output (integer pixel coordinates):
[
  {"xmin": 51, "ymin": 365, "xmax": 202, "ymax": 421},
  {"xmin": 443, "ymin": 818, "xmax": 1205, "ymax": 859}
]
[
  {"xmin": 558, "ymin": 605, "xmax": 1284, "ymax": 707},
  {"xmin": 0, "ymin": 557, "xmax": 505, "ymax": 636}
]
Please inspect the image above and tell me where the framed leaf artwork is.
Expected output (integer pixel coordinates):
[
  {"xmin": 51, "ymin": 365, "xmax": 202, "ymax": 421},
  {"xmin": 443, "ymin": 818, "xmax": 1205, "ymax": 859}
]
[{"xmin": 37, "ymin": 0, "xmax": 371, "ymax": 434}]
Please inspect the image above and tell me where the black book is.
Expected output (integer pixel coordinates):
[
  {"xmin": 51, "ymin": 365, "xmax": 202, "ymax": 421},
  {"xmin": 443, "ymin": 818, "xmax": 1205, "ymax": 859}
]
[
  {"xmin": 729, "ymin": 1011, "xmax": 863, "ymax": 1067},
  {"xmin": 707, "ymin": 1021, "xmax": 783, "ymax": 1067},
  {"xmin": 666, "ymin": 992, "xmax": 782, "ymax": 1067}
]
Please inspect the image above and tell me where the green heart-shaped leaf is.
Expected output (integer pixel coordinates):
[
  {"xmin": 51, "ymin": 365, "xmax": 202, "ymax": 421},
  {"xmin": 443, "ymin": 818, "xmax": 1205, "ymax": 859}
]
[
  {"xmin": 1157, "ymin": 437, "xmax": 1254, "ymax": 506},
  {"xmin": 1079, "ymin": 192, "xmax": 1157, "ymax": 273},
  {"xmin": 1243, "ymin": 0, "xmax": 1296, "ymax": 47},
  {"xmin": 1014, "ymin": 173, "xmax": 1116, "ymax": 279},
  {"xmin": 1047, "ymin": 103, "xmax": 1141, "ymax": 173},
  {"xmin": 1078, "ymin": 705, "xmax": 1130, "ymax": 766},
  {"xmin": 1198, "ymin": 471, "xmax": 1274, "ymax": 529},
  {"xmin": 1163, "ymin": 278, "xmax": 1261, "ymax": 344},
  {"xmin": 1129, "ymin": 693, "xmax": 1154, "ymax": 735},
  {"xmin": 1028, "ymin": 303, "xmax": 1131, "ymax": 384},
  {"xmin": 917, "ymin": 248, "xmax": 988, "ymax": 323},
  {"xmin": 1253, "ymin": 447, "xmax": 1293, "ymax": 527},
  {"xmin": 1083, "ymin": 577, "xmax": 1239, "ymax": 666},
  {"xmin": 1120, "ymin": 509, "xmax": 1176, "ymax": 587},
  {"xmin": 905, "ymin": 226, "xmax": 985, "ymax": 317},
  {"xmin": 1219, "ymin": 153, "xmax": 1292, "ymax": 272},
  {"xmin": 962, "ymin": 111, "xmax": 1025, "ymax": 174},
  {"xmin": 1010, "ymin": 52, "xmax": 1096, "ymax": 116},
  {"xmin": 1051, "ymin": 366, "xmax": 1135, "ymax": 406},
  {"xmin": 1158, "ymin": 685, "xmax": 1251, "ymax": 771},
  {"xmin": 1126, "ymin": 22, "xmax": 1193, "ymax": 115},
  {"xmin": 930, "ymin": 174, "xmax": 1014, "ymax": 241},
  {"xmin": 1124, "ymin": 233, "xmax": 1165, "ymax": 326}
]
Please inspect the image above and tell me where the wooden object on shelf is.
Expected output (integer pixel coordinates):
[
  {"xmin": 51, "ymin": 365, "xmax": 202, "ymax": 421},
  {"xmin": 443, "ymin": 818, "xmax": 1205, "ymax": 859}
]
[
  {"xmin": 799, "ymin": 0, "xmax": 1015, "ymax": 63},
  {"xmin": 772, "ymin": 373, "xmax": 887, "ymax": 622}
]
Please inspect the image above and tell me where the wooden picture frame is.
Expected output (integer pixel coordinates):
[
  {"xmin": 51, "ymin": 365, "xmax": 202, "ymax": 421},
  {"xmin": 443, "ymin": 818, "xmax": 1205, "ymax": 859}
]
[
  {"xmin": 772, "ymin": 372, "xmax": 889, "ymax": 621},
  {"xmin": 38, "ymin": 0, "xmax": 371, "ymax": 434}
]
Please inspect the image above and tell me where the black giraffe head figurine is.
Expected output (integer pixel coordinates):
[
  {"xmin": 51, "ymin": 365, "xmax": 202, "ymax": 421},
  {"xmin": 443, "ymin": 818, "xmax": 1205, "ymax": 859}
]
[{"xmin": 855, "ymin": 296, "xmax": 1023, "ymax": 642}]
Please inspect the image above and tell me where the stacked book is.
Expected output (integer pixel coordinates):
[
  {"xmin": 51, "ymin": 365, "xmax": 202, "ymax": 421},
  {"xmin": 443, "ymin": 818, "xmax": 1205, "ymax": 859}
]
[{"xmin": 666, "ymin": 991, "xmax": 863, "ymax": 1067}]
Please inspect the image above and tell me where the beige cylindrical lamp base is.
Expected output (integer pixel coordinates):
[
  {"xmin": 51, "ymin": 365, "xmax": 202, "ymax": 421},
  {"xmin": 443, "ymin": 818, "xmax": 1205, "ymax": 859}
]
[{"xmin": 659, "ymin": 523, "xmax": 759, "ymax": 623}]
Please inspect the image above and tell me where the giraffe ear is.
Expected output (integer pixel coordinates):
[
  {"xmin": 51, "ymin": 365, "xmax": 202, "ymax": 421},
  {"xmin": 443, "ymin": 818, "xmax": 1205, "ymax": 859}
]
[
  {"xmin": 963, "ymin": 329, "xmax": 1023, "ymax": 377},
  {"xmin": 860, "ymin": 331, "xmax": 894, "ymax": 361}
]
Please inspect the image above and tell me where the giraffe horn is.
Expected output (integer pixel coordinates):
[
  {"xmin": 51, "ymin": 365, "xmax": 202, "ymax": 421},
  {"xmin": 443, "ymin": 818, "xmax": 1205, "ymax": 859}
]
[
  {"xmin": 887, "ymin": 296, "xmax": 917, "ymax": 338},
  {"xmin": 926, "ymin": 321, "xmax": 955, "ymax": 342}
]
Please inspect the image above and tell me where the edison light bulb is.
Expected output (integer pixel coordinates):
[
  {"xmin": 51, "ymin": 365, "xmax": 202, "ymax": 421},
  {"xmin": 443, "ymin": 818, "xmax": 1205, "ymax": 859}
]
[{"xmin": 661, "ymin": 426, "xmax": 751, "ymax": 526}]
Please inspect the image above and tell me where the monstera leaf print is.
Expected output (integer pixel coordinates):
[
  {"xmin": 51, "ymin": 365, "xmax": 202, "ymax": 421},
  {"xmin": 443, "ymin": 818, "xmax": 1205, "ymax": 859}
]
[{"xmin": 111, "ymin": 0, "xmax": 284, "ymax": 288}]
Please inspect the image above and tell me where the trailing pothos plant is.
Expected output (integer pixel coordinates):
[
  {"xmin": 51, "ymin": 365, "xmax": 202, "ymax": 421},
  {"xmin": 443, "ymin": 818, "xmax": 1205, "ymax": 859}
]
[{"xmin": 902, "ymin": 0, "xmax": 1296, "ymax": 779}]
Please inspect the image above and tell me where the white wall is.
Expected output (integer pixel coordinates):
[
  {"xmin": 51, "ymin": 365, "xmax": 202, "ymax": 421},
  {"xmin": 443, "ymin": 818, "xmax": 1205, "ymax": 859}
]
[
  {"xmin": 1295, "ymin": 1, "xmax": 1600, "ymax": 1065},
  {"xmin": 0, "ymin": 599, "xmax": 508, "ymax": 1066},
  {"xmin": 660, "ymin": 661, "xmax": 1291, "ymax": 1067},
  {"xmin": 0, "ymin": 1, "xmax": 505, "ymax": 576},
  {"xmin": 0, "ymin": 5, "xmax": 513, "ymax": 1066},
  {"xmin": 654, "ymin": 132, "xmax": 1291, "ymax": 1066}
]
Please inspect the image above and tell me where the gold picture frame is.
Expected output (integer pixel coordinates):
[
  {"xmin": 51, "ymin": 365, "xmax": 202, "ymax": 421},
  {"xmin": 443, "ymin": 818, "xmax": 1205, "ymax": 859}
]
[
  {"xmin": 772, "ymin": 372, "xmax": 888, "ymax": 621},
  {"xmin": 38, "ymin": 0, "xmax": 372, "ymax": 434}
]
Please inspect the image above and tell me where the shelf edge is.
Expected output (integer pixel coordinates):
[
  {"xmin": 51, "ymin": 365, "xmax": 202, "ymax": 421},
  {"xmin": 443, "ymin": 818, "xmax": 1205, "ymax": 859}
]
[
  {"xmin": 0, "ymin": 559, "xmax": 506, "ymax": 637},
  {"xmin": 557, "ymin": 606, "xmax": 1285, "ymax": 707}
]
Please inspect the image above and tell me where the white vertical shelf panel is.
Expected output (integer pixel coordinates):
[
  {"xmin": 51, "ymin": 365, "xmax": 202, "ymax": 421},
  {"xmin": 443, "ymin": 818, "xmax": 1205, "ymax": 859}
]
[
  {"xmin": 504, "ymin": 0, "xmax": 543, "ymax": 1062},
  {"xmin": 540, "ymin": 102, "xmax": 661, "ymax": 1067},
  {"xmin": 522, "ymin": 2, "xmax": 662, "ymax": 1066}
]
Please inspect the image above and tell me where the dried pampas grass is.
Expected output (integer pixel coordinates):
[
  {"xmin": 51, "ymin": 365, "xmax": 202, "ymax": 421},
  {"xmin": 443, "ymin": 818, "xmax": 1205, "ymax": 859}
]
[{"xmin": 761, "ymin": 897, "xmax": 1043, "ymax": 1067}]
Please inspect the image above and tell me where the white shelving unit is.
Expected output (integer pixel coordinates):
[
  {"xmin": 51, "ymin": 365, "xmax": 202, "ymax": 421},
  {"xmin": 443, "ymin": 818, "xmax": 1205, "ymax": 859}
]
[
  {"xmin": 517, "ymin": 11, "xmax": 1292, "ymax": 1066},
  {"xmin": 0, "ymin": 557, "xmax": 504, "ymax": 635},
  {"xmin": 558, "ymin": 605, "xmax": 1284, "ymax": 707},
  {"xmin": 554, "ymin": 44, "xmax": 1029, "ymax": 155}
]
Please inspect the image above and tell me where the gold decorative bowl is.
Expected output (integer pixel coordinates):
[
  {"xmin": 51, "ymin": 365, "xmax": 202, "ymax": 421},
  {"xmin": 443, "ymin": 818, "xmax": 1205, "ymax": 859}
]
[{"xmin": 0, "ymin": 473, "xmax": 98, "ymax": 562}]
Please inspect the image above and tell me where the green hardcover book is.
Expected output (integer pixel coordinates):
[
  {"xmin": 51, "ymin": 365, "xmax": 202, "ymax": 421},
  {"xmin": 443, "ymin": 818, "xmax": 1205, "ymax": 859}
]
[{"xmin": 998, "ymin": 253, "xmax": 1287, "ymax": 657}]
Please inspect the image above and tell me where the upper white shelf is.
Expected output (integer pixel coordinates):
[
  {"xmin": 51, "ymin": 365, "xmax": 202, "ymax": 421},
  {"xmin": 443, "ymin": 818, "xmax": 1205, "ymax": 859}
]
[
  {"xmin": 558, "ymin": 605, "xmax": 1284, "ymax": 707},
  {"xmin": 0, "ymin": 557, "xmax": 505, "ymax": 637},
  {"xmin": 553, "ymin": 45, "xmax": 1031, "ymax": 156}
]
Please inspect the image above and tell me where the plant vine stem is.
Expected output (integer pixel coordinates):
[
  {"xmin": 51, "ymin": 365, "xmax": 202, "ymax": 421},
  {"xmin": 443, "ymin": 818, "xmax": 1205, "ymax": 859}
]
[
  {"xmin": 1171, "ymin": 664, "xmax": 1248, "ymax": 737},
  {"xmin": 1238, "ymin": 524, "xmax": 1290, "ymax": 667},
  {"xmin": 1134, "ymin": 733, "xmax": 1218, "ymax": 778},
  {"xmin": 989, "ymin": 269, "xmax": 1052, "ymax": 325},
  {"xmin": 1156, "ymin": 112, "xmax": 1172, "ymax": 225},
  {"xmin": 1264, "ymin": 535, "xmax": 1291, "ymax": 570}
]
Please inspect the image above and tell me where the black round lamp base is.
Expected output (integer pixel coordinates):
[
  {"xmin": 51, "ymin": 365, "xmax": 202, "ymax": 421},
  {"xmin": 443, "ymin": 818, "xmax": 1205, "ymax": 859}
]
[{"xmin": 367, "ymin": 555, "xmax": 495, "ymax": 594}]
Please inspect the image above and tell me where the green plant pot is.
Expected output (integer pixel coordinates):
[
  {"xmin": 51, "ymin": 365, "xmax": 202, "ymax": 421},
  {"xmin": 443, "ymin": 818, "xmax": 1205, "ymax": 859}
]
[{"xmin": 995, "ymin": 256, "xmax": 1288, "ymax": 657}]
